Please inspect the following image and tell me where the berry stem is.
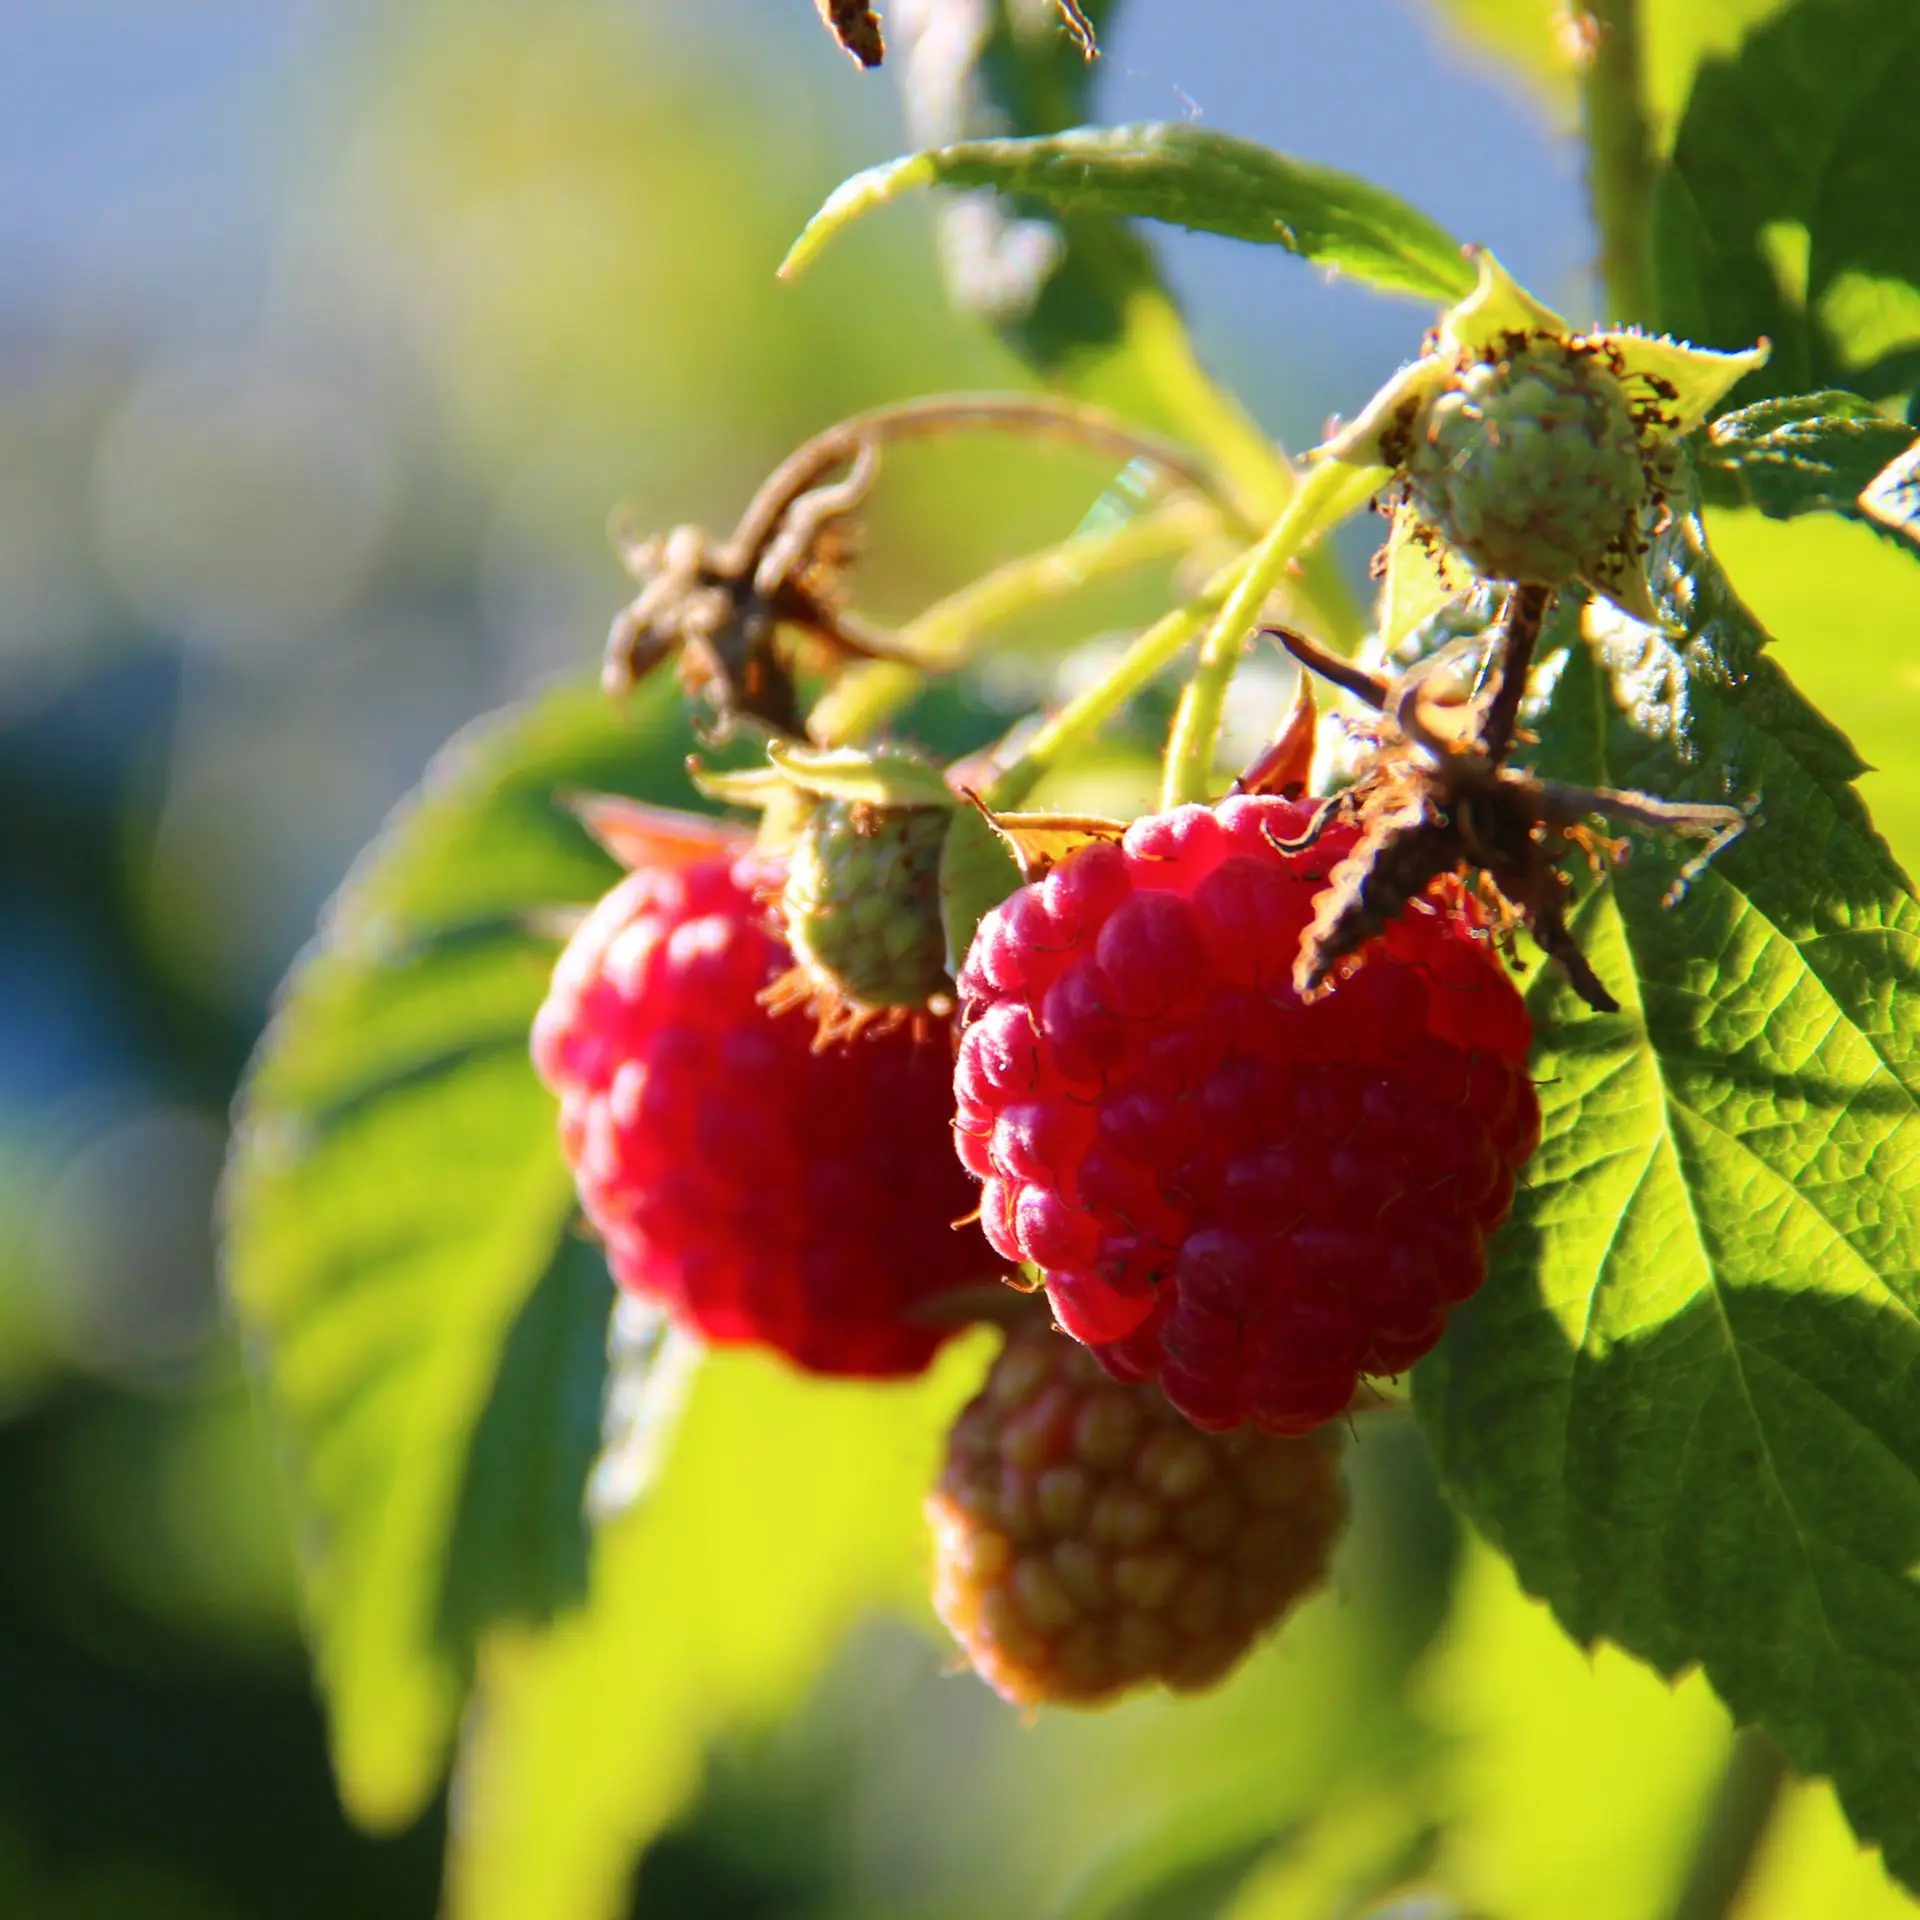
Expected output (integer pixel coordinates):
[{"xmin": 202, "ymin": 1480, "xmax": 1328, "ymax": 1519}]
[
  {"xmin": 1481, "ymin": 581, "xmax": 1554, "ymax": 765},
  {"xmin": 983, "ymin": 557, "xmax": 1251, "ymax": 811},
  {"xmin": 1106, "ymin": 290, "xmax": 1365, "ymax": 651},
  {"xmin": 1662, "ymin": 1729, "xmax": 1789, "ymax": 1920},
  {"xmin": 808, "ymin": 495, "xmax": 1217, "ymax": 745},
  {"xmin": 1579, "ymin": 0, "xmax": 1659, "ymax": 325},
  {"xmin": 733, "ymin": 392, "xmax": 1237, "ymax": 563},
  {"xmin": 1160, "ymin": 460, "xmax": 1382, "ymax": 810}
]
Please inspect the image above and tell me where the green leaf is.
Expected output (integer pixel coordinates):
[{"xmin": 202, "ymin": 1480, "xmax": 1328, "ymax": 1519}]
[
  {"xmin": 222, "ymin": 678, "xmax": 702, "ymax": 1829},
  {"xmin": 1415, "ymin": 501, "xmax": 1920, "ymax": 1889},
  {"xmin": 1414, "ymin": 1542, "xmax": 1736, "ymax": 1920},
  {"xmin": 887, "ymin": 0, "xmax": 1145, "ymax": 378},
  {"xmin": 1420, "ymin": 0, "xmax": 1795, "ymax": 143},
  {"xmin": 441, "ymin": 1340, "xmax": 991, "ymax": 1920},
  {"xmin": 1698, "ymin": 391, "xmax": 1920, "ymax": 550},
  {"xmin": 784, "ymin": 124, "xmax": 1474, "ymax": 310},
  {"xmin": 874, "ymin": 0, "xmax": 1367, "ymax": 644},
  {"xmin": 1652, "ymin": 0, "xmax": 1920, "ymax": 404},
  {"xmin": 1861, "ymin": 437, "xmax": 1920, "ymax": 550}
]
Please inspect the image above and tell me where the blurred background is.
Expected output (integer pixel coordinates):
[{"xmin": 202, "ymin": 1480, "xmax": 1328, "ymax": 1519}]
[{"xmin": 2, "ymin": 2, "xmax": 1917, "ymax": 1916}]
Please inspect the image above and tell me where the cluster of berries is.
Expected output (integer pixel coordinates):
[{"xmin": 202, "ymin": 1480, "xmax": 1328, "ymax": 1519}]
[
  {"xmin": 534, "ymin": 775, "xmax": 1538, "ymax": 1705},
  {"xmin": 532, "ymin": 261, "xmax": 1767, "ymax": 1705}
]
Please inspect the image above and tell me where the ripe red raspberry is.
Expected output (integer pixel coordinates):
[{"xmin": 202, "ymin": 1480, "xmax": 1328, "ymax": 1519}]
[
  {"xmin": 953, "ymin": 797, "xmax": 1539, "ymax": 1433},
  {"xmin": 534, "ymin": 837, "xmax": 995, "ymax": 1376},
  {"xmin": 928, "ymin": 1320, "xmax": 1346, "ymax": 1707}
]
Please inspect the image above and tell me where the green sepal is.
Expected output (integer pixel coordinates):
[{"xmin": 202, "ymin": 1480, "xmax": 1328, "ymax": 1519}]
[
  {"xmin": 764, "ymin": 740, "xmax": 957, "ymax": 810},
  {"xmin": 937, "ymin": 804, "xmax": 1024, "ymax": 981}
]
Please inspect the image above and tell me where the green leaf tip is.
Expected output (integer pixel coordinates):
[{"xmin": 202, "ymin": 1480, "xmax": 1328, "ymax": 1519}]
[
  {"xmin": 780, "ymin": 123, "xmax": 1474, "ymax": 306},
  {"xmin": 778, "ymin": 154, "xmax": 936, "ymax": 281}
]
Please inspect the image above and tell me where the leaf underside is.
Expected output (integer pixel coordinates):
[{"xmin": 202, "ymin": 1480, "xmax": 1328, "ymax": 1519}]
[
  {"xmin": 796, "ymin": 123, "xmax": 1473, "ymax": 313},
  {"xmin": 1416, "ymin": 500, "xmax": 1920, "ymax": 1892},
  {"xmin": 223, "ymin": 680, "xmax": 702, "ymax": 1828},
  {"xmin": 1700, "ymin": 390, "xmax": 1920, "ymax": 553}
]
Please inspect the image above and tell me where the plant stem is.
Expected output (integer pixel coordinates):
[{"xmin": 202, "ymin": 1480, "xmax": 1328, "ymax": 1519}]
[
  {"xmin": 808, "ymin": 497, "xmax": 1215, "ymax": 745},
  {"xmin": 1117, "ymin": 288, "xmax": 1366, "ymax": 652},
  {"xmin": 1159, "ymin": 461, "xmax": 1380, "ymax": 810},
  {"xmin": 1580, "ymin": 0, "xmax": 1659, "ymax": 324},
  {"xmin": 983, "ymin": 557, "xmax": 1251, "ymax": 812},
  {"xmin": 1663, "ymin": 1730, "xmax": 1789, "ymax": 1920}
]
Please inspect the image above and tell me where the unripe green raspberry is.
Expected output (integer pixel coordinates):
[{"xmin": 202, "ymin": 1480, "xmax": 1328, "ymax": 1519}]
[
  {"xmin": 928, "ymin": 1322, "xmax": 1347, "ymax": 1708},
  {"xmin": 783, "ymin": 798, "xmax": 951, "ymax": 1013},
  {"xmin": 1403, "ymin": 340, "xmax": 1648, "ymax": 587}
]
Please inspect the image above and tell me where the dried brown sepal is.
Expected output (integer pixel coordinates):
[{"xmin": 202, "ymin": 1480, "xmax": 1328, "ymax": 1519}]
[
  {"xmin": 959, "ymin": 792, "xmax": 1129, "ymax": 885},
  {"xmin": 815, "ymin": 0, "xmax": 885, "ymax": 66},
  {"xmin": 606, "ymin": 396, "xmax": 1224, "ymax": 741},
  {"xmin": 1266, "ymin": 588, "xmax": 1753, "ymax": 1014},
  {"xmin": 604, "ymin": 439, "xmax": 897, "ymax": 741},
  {"xmin": 1053, "ymin": 0, "xmax": 1099, "ymax": 59},
  {"xmin": 759, "ymin": 960, "xmax": 950, "ymax": 1052},
  {"xmin": 560, "ymin": 791, "xmax": 750, "ymax": 872},
  {"xmin": 1232, "ymin": 663, "xmax": 1317, "ymax": 799}
]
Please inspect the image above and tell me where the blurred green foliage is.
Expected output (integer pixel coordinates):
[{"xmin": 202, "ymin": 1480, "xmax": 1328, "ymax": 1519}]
[{"xmin": 7, "ymin": 0, "xmax": 1920, "ymax": 1916}]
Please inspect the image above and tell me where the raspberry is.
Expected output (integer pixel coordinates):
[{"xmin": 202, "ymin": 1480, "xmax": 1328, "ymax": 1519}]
[
  {"xmin": 928, "ymin": 1321, "xmax": 1346, "ymax": 1707},
  {"xmin": 1403, "ymin": 338, "xmax": 1648, "ymax": 588},
  {"xmin": 534, "ymin": 842, "xmax": 995, "ymax": 1376},
  {"xmin": 783, "ymin": 797, "xmax": 952, "ymax": 1016},
  {"xmin": 953, "ymin": 797, "xmax": 1539, "ymax": 1433}
]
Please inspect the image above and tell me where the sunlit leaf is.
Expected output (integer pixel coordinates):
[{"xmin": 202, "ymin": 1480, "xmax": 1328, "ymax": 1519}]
[
  {"xmin": 222, "ymin": 679, "xmax": 702, "ymax": 1828},
  {"xmin": 441, "ymin": 1340, "xmax": 991, "ymax": 1920},
  {"xmin": 1652, "ymin": 0, "xmax": 1920, "ymax": 403},
  {"xmin": 1417, "ymin": 500, "xmax": 1920, "ymax": 1891},
  {"xmin": 1699, "ymin": 391, "xmax": 1920, "ymax": 551},
  {"xmin": 1418, "ymin": 0, "xmax": 1795, "ymax": 143},
  {"xmin": 875, "ymin": 0, "xmax": 1363, "ymax": 637},
  {"xmin": 784, "ymin": 125, "xmax": 1474, "ymax": 309},
  {"xmin": 1705, "ymin": 506, "xmax": 1920, "ymax": 865},
  {"xmin": 1415, "ymin": 1542, "xmax": 1734, "ymax": 1919}
]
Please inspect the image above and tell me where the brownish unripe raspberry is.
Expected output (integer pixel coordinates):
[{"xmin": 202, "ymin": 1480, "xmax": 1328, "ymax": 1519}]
[{"xmin": 928, "ymin": 1321, "xmax": 1347, "ymax": 1708}]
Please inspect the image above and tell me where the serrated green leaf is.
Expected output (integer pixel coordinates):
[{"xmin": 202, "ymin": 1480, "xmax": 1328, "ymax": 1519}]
[
  {"xmin": 1861, "ymin": 436, "xmax": 1920, "ymax": 550},
  {"xmin": 1415, "ymin": 501, "xmax": 1920, "ymax": 1890},
  {"xmin": 1652, "ymin": 0, "xmax": 1920, "ymax": 405},
  {"xmin": 222, "ymin": 678, "xmax": 703, "ymax": 1830},
  {"xmin": 1700, "ymin": 391, "xmax": 1920, "ymax": 550},
  {"xmin": 442, "ymin": 1339, "xmax": 991, "ymax": 1920},
  {"xmin": 785, "ymin": 124, "xmax": 1474, "ymax": 310}
]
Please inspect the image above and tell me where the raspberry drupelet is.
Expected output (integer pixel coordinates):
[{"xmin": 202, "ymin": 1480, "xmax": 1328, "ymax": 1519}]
[
  {"xmin": 952, "ymin": 797, "xmax": 1539, "ymax": 1434},
  {"xmin": 534, "ymin": 840, "xmax": 996, "ymax": 1376},
  {"xmin": 929, "ymin": 1320, "xmax": 1346, "ymax": 1707}
]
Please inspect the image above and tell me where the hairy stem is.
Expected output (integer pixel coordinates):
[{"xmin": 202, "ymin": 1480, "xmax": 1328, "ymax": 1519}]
[
  {"xmin": 1580, "ymin": 0, "xmax": 1659, "ymax": 324},
  {"xmin": 1160, "ymin": 461, "xmax": 1382, "ymax": 810},
  {"xmin": 734, "ymin": 391, "xmax": 1239, "ymax": 560},
  {"xmin": 1664, "ymin": 1730, "xmax": 1789, "ymax": 1920},
  {"xmin": 1116, "ymin": 289, "xmax": 1366, "ymax": 651},
  {"xmin": 983, "ymin": 557, "xmax": 1250, "ymax": 812},
  {"xmin": 1481, "ymin": 582, "xmax": 1554, "ymax": 765},
  {"xmin": 808, "ymin": 497, "xmax": 1216, "ymax": 745}
]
